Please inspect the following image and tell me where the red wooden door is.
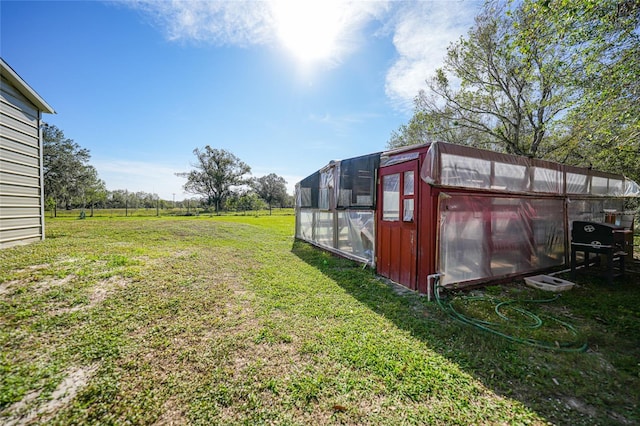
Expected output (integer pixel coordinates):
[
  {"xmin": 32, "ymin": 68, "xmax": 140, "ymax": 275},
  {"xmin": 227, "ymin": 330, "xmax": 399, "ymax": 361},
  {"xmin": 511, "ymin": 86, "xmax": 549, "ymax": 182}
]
[{"xmin": 376, "ymin": 160, "xmax": 419, "ymax": 290}]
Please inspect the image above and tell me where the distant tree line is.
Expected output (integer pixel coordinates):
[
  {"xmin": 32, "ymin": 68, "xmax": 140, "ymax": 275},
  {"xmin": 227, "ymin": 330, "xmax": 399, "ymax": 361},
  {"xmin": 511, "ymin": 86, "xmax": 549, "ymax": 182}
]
[
  {"xmin": 43, "ymin": 125, "xmax": 106, "ymax": 217},
  {"xmin": 43, "ymin": 125, "xmax": 293, "ymax": 217},
  {"xmin": 176, "ymin": 146, "xmax": 292, "ymax": 215}
]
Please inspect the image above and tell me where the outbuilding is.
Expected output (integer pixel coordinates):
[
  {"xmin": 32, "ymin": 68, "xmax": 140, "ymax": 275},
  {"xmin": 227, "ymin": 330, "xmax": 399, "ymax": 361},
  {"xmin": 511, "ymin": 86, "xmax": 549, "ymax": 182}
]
[
  {"xmin": 1, "ymin": 58, "xmax": 56, "ymax": 248},
  {"xmin": 295, "ymin": 142, "xmax": 639, "ymax": 294}
]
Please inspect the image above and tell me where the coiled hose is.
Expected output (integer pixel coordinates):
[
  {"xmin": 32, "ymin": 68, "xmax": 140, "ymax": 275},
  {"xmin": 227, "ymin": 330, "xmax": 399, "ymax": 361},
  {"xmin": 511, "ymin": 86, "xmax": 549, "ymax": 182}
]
[{"xmin": 434, "ymin": 279, "xmax": 588, "ymax": 353}]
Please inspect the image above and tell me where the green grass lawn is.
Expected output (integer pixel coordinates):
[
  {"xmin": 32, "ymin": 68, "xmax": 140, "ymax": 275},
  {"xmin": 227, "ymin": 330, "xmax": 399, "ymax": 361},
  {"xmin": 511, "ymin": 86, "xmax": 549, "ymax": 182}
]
[{"xmin": 1, "ymin": 216, "xmax": 638, "ymax": 425}]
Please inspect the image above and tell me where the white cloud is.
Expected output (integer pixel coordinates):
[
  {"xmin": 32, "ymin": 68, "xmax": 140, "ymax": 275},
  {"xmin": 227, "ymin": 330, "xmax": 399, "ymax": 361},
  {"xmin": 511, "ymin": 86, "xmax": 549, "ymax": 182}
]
[
  {"xmin": 123, "ymin": 0, "xmax": 479, "ymax": 109},
  {"xmin": 384, "ymin": 1, "xmax": 480, "ymax": 111},
  {"xmin": 125, "ymin": 0, "xmax": 388, "ymax": 66},
  {"xmin": 126, "ymin": 0, "xmax": 275, "ymax": 46}
]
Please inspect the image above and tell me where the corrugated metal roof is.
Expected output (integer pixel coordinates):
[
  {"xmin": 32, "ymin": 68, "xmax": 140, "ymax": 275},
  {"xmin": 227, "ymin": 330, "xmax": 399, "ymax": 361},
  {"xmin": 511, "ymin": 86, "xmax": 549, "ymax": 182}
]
[{"xmin": 0, "ymin": 57, "xmax": 55, "ymax": 114}]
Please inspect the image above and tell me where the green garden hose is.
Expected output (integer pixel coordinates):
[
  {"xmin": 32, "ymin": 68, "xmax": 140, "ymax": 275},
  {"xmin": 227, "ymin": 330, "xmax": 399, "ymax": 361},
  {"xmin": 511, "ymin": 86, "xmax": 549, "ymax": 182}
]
[{"xmin": 434, "ymin": 280, "xmax": 588, "ymax": 353}]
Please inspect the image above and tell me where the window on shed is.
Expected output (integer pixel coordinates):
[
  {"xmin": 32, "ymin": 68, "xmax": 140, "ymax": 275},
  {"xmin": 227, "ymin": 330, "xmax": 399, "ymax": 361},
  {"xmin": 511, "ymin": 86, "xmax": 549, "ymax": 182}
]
[
  {"xmin": 404, "ymin": 171, "xmax": 414, "ymax": 195},
  {"xmin": 403, "ymin": 199, "xmax": 414, "ymax": 222},
  {"xmin": 402, "ymin": 171, "xmax": 415, "ymax": 222},
  {"xmin": 382, "ymin": 174, "xmax": 400, "ymax": 221}
]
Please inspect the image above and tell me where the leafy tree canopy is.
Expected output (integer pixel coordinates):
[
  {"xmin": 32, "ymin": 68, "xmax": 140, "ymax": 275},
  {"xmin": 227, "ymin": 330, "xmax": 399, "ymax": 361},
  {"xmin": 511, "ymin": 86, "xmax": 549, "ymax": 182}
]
[
  {"xmin": 251, "ymin": 173, "xmax": 288, "ymax": 214},
  {"xmin": 176, "ymin": 146, "xmax": 251, "ymax": 213},
  {"xmin": 518, "ymin": 0, "xmax": 640, "ymax": 182},
  {"xmin": 388, "ymin": 0, "xmax": 639, "ymax": 182},
  {"xmin": 43, "ymin": 124, "xmax": 106, "ymax": 214}
]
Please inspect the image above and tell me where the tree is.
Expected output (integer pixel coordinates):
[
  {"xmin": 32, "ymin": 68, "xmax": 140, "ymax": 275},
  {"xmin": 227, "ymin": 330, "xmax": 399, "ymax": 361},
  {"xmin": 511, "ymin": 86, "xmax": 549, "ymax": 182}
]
[
  {"xmin": 389, "ymin": 0, "xmax": 639, "ymax": 183},
  {"xmin": 390, "ymin": 1, "xmax": 574, "ymax": 158},
  {"xmin": 176, "ymin": 146, "xmax": 251, "ymax": 214},
  {"xmin": 388, "ymin": 108, "xmax": 496, "ymax": 149},
  {"xmin": 107, "ymin": 190, "xmax": 128, "ymax": 209},
  {"xmin": 518, "ymin": 0, "xmax": 640, "ymax": 182},
  {"xmin": 226, "ymin": 191, "xmax": 267, "ymax": 214},
  {"xmin": 43, "ymin": 124, "xmax": 102, "ymax": 216},
  {"xmin": 387, "ymin": 110, "xmax": 436, "ymax": 148},
  {"xmin": 251, "ymin": 173, "xmax": 288, "ymax": 215},
  {"xmin": 79, "ymin": 166, "xmax": 107, "ymax": 217}
]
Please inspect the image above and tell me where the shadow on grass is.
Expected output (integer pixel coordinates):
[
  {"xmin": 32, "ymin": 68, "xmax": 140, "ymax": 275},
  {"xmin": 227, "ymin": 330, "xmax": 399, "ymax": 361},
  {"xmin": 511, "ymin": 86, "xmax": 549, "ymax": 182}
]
[{"xmin": 291, "ymin": 239, "xmax": 640, "ymax": 426}]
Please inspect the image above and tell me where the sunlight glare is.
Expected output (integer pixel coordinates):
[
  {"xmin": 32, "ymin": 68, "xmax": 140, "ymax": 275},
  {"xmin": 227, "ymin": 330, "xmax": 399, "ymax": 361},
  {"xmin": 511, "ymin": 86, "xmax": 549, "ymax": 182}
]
[{"xmin": 272, "ymin": 0, "xmax": 345, "ymax": 64}]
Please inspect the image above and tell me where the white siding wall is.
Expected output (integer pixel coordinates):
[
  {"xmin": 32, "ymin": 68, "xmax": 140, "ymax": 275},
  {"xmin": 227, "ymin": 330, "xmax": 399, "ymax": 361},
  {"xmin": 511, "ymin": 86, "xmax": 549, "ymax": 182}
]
[{"xmin": 0, "ymin": 75, "xmax": 44, "ymax": 248}]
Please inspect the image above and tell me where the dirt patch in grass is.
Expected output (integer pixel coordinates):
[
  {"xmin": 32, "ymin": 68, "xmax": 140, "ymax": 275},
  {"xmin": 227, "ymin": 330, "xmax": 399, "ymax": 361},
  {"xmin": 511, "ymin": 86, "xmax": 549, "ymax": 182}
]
[
  {"xmin": 0, "ymin": 274, "xmax": 75, "ymax": 297},
  {"xmin": 1, "ymin": 257, "xmax": 86, "ymax": 296},
  {"xmin": 52, "ymin": 276, "xmax": 131, "ymax": 315},
  {"xmin": 172, "ymin": 249, "xmax": 194, "ymax": 258},
  {"xmin": 153, "ymin": 398, "xmax": 188, "ymax": 426},
  {"xmin": 1, "ymin": 364, "xmax": 98, "ymax": 426},
  {"xmin": 33, "ymin": 274, "xmax": 76, "ymax": 293},
  {"xmin": 0, "ymin": 280, "xmax": 19, "ymax": 296},
  {"xmin": 13, "ymin": 263, "xmax": 51, "ymax": 273}
]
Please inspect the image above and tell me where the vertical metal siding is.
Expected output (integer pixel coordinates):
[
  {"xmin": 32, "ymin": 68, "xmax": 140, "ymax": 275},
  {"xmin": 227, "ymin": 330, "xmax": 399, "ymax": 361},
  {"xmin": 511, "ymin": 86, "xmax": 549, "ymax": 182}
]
[{"xmin": 0, "ymin": 75, "xmax": 44, "ymax": 248}]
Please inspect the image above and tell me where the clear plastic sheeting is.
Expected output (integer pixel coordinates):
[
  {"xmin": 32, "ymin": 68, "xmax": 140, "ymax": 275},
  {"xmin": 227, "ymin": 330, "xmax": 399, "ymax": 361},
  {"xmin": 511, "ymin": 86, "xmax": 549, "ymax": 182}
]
[
  {"xmin": 440, "ymin": 154, "xmax": 491, "ymax": 188},
  {"xmin": 568, "ymin": 198, "xmax": 624, "ymax": 225},
  {"xmin": 532, "ymin": 166, "xmax": 563, "ymax": 193},
  {"xmin": 380, "ymin": 151, "xmax": 420, "ymax": 167},
  {"xmin": 319, "ymin": 168, "xmax": 335, "ymax": 210},
  {"xmin": 314, "ymin": 211, "xmax": 334, "ymax": 247},
  {"xmin": 564, "ymin": 168, "xmax": 628, "ymax": 196},
  {"xmin": 422, "ymin": 142, "xmax": 639, "ymax": 198},
  {"xmin": 529, "ymin": 199, "xmax": 566, "ymax": 264},
  {"xmin": 624, "ymin": 178, "xmax": 640, "ymax": 197},
  {"xmin": 296, "ymin": 142, "xmax": 638, "ymax": 291},
  {"xmin": 337, "ymin": 153, "xmax": 380, "ymax": 209},
  {"xmin": 297, "ymin": 172, "xmax": 320, "ymax": 208},
  {"xmin": 566, "ymin": 172, "xmax": 589, "ymax": 194},
  {"xmin": 563, "ymin": 157, "xmax": 623, "ymax": 196},
  {"xmin": 295, "ymin": 208, "xmax": 375, "ymax": 264},
  {"xmin": 591, "ymin": 176, "xmax": 609, "ymax": 195},
  {"xmin": 438, "ymin": 194, "xmax": 565, "ymax": 285},
  {"xmin": 295, "ymin": 153, "xmax": 380, "ymax": 265},
  {"xmin": 297, "ymin": 154, "xmax": 381, "ymax": 211},
  {"xmin": 337, "ymin": 211, "xmax": 375, "ymax": 261},
  {"xmin": 609, "ymin": 178, "xmax": 624, "ymax": 195},
  {"xmin": 493, "ymin": 162, "xmax": 528, "ymax": 192},
  {"xmin": 298, "ymin": 210, "xmax": 314, "ymax": 241}
]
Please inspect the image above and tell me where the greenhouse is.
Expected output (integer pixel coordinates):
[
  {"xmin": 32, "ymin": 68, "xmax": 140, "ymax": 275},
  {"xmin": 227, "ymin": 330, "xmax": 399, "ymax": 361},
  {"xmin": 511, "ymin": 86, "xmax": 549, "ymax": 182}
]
[{"xmin": 295, "ymin": 142, "xmax": 639, "ymax": 294}]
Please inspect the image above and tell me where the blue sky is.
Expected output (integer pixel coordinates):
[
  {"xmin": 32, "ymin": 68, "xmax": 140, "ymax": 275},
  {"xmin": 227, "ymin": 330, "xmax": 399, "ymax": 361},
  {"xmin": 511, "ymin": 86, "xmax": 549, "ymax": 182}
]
[{"xmin": 2, "ymin": 0, "xmax": 481, "ymax": 200}]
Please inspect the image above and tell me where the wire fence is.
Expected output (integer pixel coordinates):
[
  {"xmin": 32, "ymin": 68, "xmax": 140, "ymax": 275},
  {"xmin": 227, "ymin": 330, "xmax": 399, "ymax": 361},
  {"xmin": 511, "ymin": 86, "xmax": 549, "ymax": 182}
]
[{"xmin": 48, "ymin": 207, "xmax": 295, "ymax": 219}]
